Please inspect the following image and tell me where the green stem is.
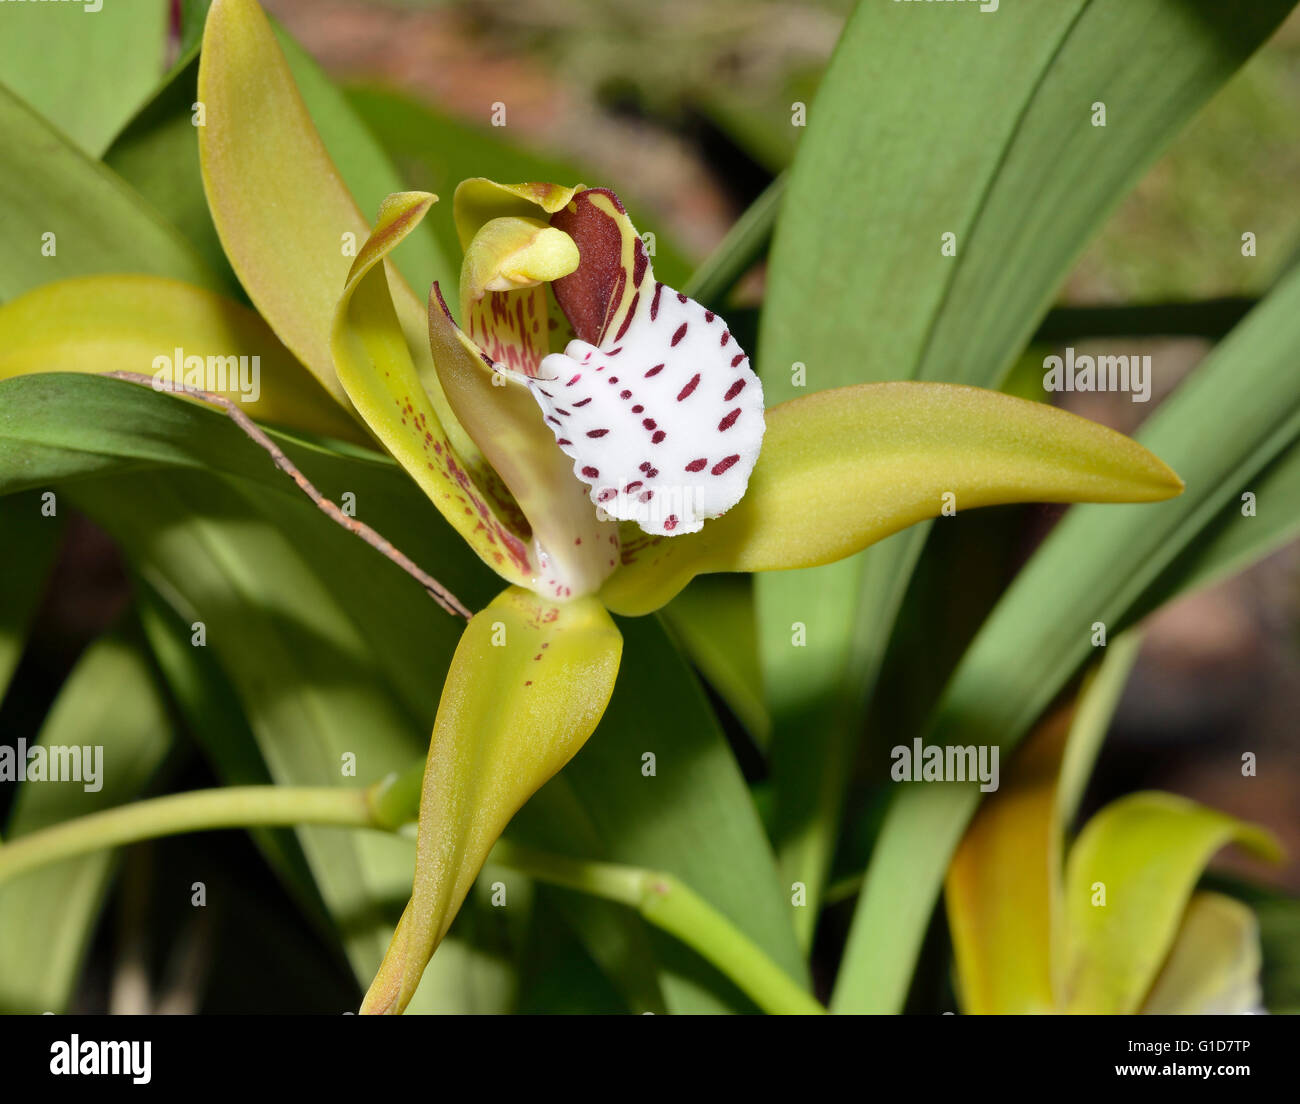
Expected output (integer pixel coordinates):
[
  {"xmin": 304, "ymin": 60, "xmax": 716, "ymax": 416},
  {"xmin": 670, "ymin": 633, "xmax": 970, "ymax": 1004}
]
[
  {"xmin": 0, "ymin": 786, "xmax": 376, "ymax": 886},
  {"xmin": 682, "ymin": 174, "xmax": 786, "ymax": 307},
  {"xmin": 491, "ymin": 839, "xmax": 825, "ymax": 1015}
]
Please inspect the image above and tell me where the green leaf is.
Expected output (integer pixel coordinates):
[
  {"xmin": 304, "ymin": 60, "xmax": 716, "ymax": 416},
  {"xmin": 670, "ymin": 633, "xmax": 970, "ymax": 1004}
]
[
  {"xmin": 834, "ymin": 262, "xmax": 1300, "ymax": 1014},
  {"xmin": 0, "ymin": 492, "xmax": 63, "ymax": 701},
  {"xmin": 662, "ymin": 577, "xmax": 769, "ymax": 747},
  {"xmin": 601, "ymin": 381, "xmax": 1182, "ymax": 615},
  {"xmin": 0, "ymin": 633, "xmax": 173, "ymax": 1012},
  {"xmin": 758, "ymin": 0, "xmax": 1297, "ymax": 958},
  {"xmin": 0, "ymin": 81, "xmax": 219, "ymax": 302},
  {"xmin": 0, "ymin": 0, "xmax": 168, "ymax": 158},
  {"xmin": 362, "ymin": 586, "xmax": 621, "ymax": 1014},
  {"xmin": 1062, "ymin": 793, "xmax": 1279, "ymax": 1013}
]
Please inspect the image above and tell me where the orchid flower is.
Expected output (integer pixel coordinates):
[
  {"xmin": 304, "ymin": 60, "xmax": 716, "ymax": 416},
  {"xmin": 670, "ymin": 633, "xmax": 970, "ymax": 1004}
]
[
  {"xmin": 0, "ymin": 0, "xmax": 1187, "ymax": 1014},
  {"xmin": 946, "ymin": 705, "xmax": 1281, "ymax": 1015}
]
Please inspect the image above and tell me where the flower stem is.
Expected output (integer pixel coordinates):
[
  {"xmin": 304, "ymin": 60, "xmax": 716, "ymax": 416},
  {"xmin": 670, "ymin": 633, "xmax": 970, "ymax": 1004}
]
[
  {"xmin": 0, "ymin": 786, "xmax": 375, "ymax": 886},
  {"xmin": 490, "ymin": 839, "xmax": 826, "ymax": 1015}
]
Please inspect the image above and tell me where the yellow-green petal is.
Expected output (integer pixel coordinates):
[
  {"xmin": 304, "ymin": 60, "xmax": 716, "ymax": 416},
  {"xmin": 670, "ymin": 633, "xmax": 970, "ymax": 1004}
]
[
  {"xmin": 601, "ymin": 382, "xmax": 1185, "ymax": 616},
  {"xmin": 361, "ymin": 585, "xmax": 622, "ymax": 1014},
  {"xmin": 1141, "ymin": 892, "xmax": 1263, "ymax": 1015},
  {"xmin": 1062, "ymin": 792, "xmax": 1281, "ymax": 1014},
  {"xmin": 331, "ymin": 191, "xmax": 534, "ymax": 586},
  {"xmin": 0, "ymin": 275, "xmax": 364, "ymax": 444},
  {"xmin": 945, "ymin": 706, "xmax": 1070, "ymax": 1015},
  {"xmin": 429, "ymin": 283, "xmax": 620, "ymax": 598}
]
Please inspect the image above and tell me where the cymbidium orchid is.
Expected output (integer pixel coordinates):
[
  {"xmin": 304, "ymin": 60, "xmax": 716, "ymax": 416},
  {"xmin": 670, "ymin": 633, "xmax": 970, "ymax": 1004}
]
[
  {"xmin": 946, "ymin": 706, "xmax": 1281, "ymax": 1015},
  {"xmin": 0, "ymin": 0, "xmax": 1189, "ymax": 1014}
]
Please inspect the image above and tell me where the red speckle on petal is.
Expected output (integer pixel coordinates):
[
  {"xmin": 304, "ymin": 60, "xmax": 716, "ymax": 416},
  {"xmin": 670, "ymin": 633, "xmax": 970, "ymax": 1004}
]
[
  {"xmin": 684, "ymin": 458, "xmax": 707, "ymax": 472},
  {"xmin": 587, "ymin": 429, "xmax": 609, "ymax": 438},
  {"xmin": 718, "ymin": 408, "xmax": 742, "ymax": 431},
  {"xmin": 665, "ymin": 514, "xmax": 679, "ymax": 531},
  {"xmin": 724, "ymin": 379, "xmax": 746, "ymax": 401},
  {"xmin": 645, "ymin": 364, "xmax": 664, "ymax": 378},
  {"xmin": 731, "ymin": 354, "xmax": 746, "ymax": 368},
  {"xmin": 711, "ymin": 454, "xmax": 740, "ymax": 476},
  {"xmin": 670, "ymin": 323, "xmax": 688, "ymax": 347},
  {"xmin": 652, "ymin": 430, "xmax": 666, "ymax": 444},
  {"xmin": 642, "ymin": 418, "xmax": 657, "ymax": 430},
  {"xmin": 677, "ymin": 374, "xmax": 700, "ymax": 401},
  {"xmin": 582, "ymin": 466, "xmax": 600, "ymax": 478}
]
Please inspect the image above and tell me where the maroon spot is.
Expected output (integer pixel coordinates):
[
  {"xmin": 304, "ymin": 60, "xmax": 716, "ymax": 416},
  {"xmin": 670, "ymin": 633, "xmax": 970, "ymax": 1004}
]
[
  {"xmin": 646, "ymin": 466, "xmax": 659, "ymax": 478},
  {"xmin": 557, "ymin": 438, "xmax": 572, "ymax": 445},
  {"xmin": 684, "ymin": 458, "xmax": 707, "ymax": 472},
  {"xmin": 574, "ymin": 397, "xmax": 592, "ymax": 407},
  {"xmin": 608, "ymin": 376, "xmax": 619, "ymax": 384},
  {"xmin": 582, "ymin": 466, "xmax": 600, "ymax": 478},
  {"xmin": 652, "ymin": 430, "xmax": 666, "ymax": 444},
  {"xmin": 555, "ymin": 407, "xmax": 571, "ymax": 416},
  {"xmin": 574, "ymin": 537, "xmax": 583, "ymax": 545},
  {"xmin": 650, "ymin": 282, "xmax": 664, "ymax": 320},
  {"xmin": 665, "ymin": 514, "xmax": 679, "ymax": 530},
  {"xmin": 645, "ymin": 364, "xmax": 664, "ymax": 378},
  {"xmin": 639, "ymin": 462, "xmax": 653, "ymax": 472},
  {"xmin": 724, "ymin": 379, "xmax": 746, "ymax": 401},
  {"xmin": 586, "ymin": 429, "xmax": 609, "ymax": 438},
  {"xmin": 721, "ymin": 331, "xmax": 730, "ymax": 346},
  {"xmin": 607, "ymin": 347, "xmax": 623, "ymax": 357},
  {"xmin": 730, "ymin": 354, "xmax": 746, "ymax": 368},
  {"xmin": 597, "ymin": 489, "xmax": 616, "ymax": 503},
  {"xmin": 677, "ymin": 374, "xmax": 701, "ymax": 401},
  {"xmin": 711, "ymin": 454, "xmax": 740, "ymax": 476},
  {"xmin": 642, "ymin": 418, "xmax": 657, "ymax": 430},
  {"xmin": 676, "ymin": 292, "xmax": 687, "ymax": 304},
  {"xmin": 639, "ymin": 491, "xmax": 654, "ymax": 503},
  {"xmin": 538, "ymin": 388, "xmax": 553, "ymax": 398},
  {"xmin": 631, "ymin": 404, "xmax": 644, "ymax": 413},
  {"xmin": 704, "ymin": 310, "xmax": 715, "ymax": 323},
  {"xmin": 547, "ymin": 415, "xmax": 562, "ymax": 426},
  {"xmin": 718, "ymin": 408, "xmax": 741, "ymax": 431},
  {"xmin": 624, "ymin": 481, "xmax": 643, "ymax": 492},
  {"xmin": 670, "ymin": 323, "xmax": 688, "ymax": 347},
  {"xmin": 566, "ymin": 374, "xmax": 582, "ymax": 386},
  {"xmin": 620, "ymin": 389, "xmax": 632, "ymax": 399}
]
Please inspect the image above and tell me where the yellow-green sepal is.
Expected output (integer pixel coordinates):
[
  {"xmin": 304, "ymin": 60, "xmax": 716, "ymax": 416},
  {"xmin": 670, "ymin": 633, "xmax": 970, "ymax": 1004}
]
[
  {"xmin": 360, "ymin": 585, "xmax": 622, "ymax": 1014},
  {"xmin": 1141, "ymin": 892, "xmax": 1264, "ymax": 1014},
  {"xmin": 601, "ymin": 382, "xmax": 1185, "ymax": 616},
  {"xmin": 1062, "ymin": 792, "xmax": 1281, "ymax": 1014}
]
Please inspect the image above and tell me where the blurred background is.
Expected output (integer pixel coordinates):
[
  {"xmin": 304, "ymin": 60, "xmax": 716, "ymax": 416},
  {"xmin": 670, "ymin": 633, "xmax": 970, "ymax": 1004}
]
[{"xmin": 2, "ymin": 0, "xmax": 1296, "ymax": 1011}]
